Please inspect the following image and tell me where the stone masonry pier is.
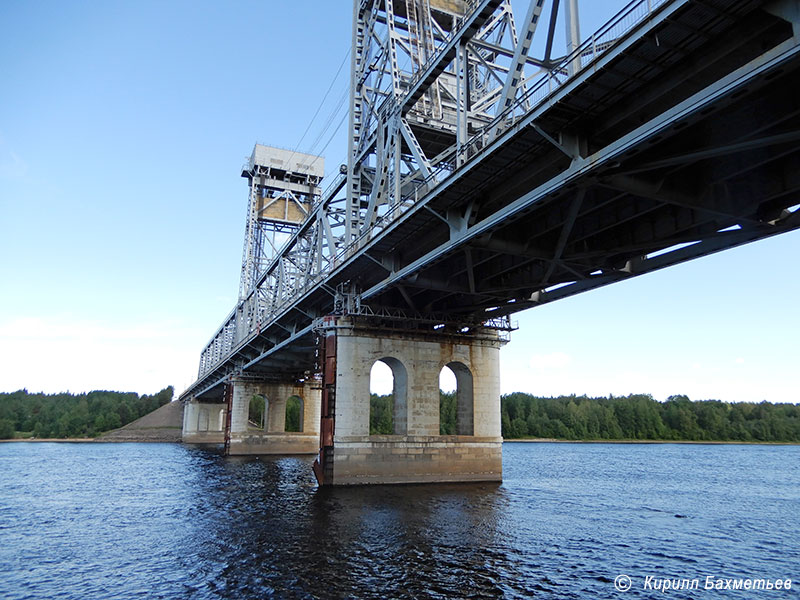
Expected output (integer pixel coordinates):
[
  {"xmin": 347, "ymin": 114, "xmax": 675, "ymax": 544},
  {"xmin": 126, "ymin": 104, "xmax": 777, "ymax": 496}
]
[
  {"xmin": 183, "ymin": 379, "xmax": 320, "ymax": 454},
  {"xmin": 314, "ymin": 315, "xmax": 508, "ymax": 485}
]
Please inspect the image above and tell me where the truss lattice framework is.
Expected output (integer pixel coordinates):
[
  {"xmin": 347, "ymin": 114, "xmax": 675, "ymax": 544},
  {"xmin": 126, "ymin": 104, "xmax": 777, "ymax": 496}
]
[
  {"xmin": 197, "ymin": 0, "xmax": 657, "ymax": 379},
  {"xmin": 238, "ymin": 146, "xmax": 325, "ymax": 301}
]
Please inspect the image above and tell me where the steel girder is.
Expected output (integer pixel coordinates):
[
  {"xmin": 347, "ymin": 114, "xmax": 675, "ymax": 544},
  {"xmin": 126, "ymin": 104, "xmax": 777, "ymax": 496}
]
[
  {"xmin": 192, "ymin": 0, "xmax": 574, "ymax": 391},
  {"xmin": 182, "ymin": 0, "xmax": 800, "ymax": 401}
]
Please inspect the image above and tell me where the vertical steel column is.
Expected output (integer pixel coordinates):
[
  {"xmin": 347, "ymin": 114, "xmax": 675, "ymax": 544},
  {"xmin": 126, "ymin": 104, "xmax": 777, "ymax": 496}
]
[
  {"xmin": 313, "ymin": 318, "xmax": 338, "ymax": 486},
  {"xmin": 564, "ymin": 0, "xmax": 582, "ymax": 75},
  {"xmin": 346, "ymin": 0, "xmax": 367, "ymax": 244},
  {"xmin": 222, "ymin": 380, "xmax": 234, "ymax": 455},
  {"xmin": 455, "ymin": 40, "xmax": 469, "ymax": 166},
  {"xmin": 239, "ymin": 168, "xmax": 260, "ymax": 300}
]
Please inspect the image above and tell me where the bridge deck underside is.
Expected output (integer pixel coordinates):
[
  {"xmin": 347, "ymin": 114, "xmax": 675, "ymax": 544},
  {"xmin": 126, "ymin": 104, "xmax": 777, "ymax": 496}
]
[{"xmin": 185, "ymin": 0, "xmax": 800, "ymax": 401}]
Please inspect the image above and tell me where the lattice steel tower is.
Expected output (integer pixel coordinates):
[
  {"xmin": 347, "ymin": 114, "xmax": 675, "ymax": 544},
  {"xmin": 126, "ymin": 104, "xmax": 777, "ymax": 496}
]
[
  {"xmin": 239, "ymin": 145, "xmax": 325, "ymax": 299},
  {"xmin": 344, "ymin": 0, "xmax": 572, "ymax": 244}
]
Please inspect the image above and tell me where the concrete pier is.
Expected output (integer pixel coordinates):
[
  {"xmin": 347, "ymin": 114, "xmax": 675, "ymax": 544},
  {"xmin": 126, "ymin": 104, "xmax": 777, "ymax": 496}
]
[
  {"xmin": 314, "ymin": 316, "xmax": 507, "ymax": 485},
  {"xmin": 227, "ymin": 379, "xmax": 320, "ymax": 455},
  {"xmin": 182, "ymin": 380, "xmax": 320, "ymax": 454},
  {"xmin": 182, "ymin": 400, "xmax": 226, "ymax": 444}
]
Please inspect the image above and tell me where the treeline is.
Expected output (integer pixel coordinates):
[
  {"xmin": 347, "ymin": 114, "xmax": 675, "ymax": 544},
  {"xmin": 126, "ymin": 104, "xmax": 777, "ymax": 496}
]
[
  {"xmin": 502, "ymin": 393, "xmax": 800, "ymax": 442},
  {"xmin": 370, "ymin": 394, "xmax": 394, "ymax": 434},
  {"xmin": 247, "ymin": 395, "xmax": 302, "ymax": 432},
  {"xmin": 369, "ymin": 392, "xmax": 800, "ymax": 442},
  {"xmin": 0, "ymin": 387, "xmax": 174, "ymax": 439},
  {"xmin": 370, "ymin": 392, "xmax": 462, "ymax": 434}
]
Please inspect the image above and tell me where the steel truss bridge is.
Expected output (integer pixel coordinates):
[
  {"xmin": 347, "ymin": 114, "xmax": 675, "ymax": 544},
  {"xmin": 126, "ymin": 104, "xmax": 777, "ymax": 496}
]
[{"xmin": 180, "ymin": 0, "xmax": 800, "ymax": 402}]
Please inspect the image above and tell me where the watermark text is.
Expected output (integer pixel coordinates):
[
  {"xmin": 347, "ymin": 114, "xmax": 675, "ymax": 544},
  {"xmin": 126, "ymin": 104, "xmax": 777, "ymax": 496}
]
[{"xmin": 613, "ymin": 574, "xmax": 792, "ymax": 593}]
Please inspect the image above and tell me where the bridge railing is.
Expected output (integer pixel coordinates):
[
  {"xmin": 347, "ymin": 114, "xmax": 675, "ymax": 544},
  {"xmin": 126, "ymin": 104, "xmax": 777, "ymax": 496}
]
[
  {"xmin": 373, "ymin": 0, "xmax": 671, "ymax": 217},
  {"xmin": 446, "ymin": 0, "xmax": 668, "ymax": 170}
]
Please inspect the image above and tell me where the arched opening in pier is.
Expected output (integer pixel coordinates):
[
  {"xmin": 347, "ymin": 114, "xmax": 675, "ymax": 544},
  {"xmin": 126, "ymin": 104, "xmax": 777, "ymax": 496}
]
[
  {"xmin": 285, "ymin": 395, "xmax": 303, "ymax": 432},
  {"xmin": 218, "ymin": 408, "xmax": 226, "ymax": 431},
  {"xmin": 249, "ymin": 394, "xmax": 266, "ymax": 430},
  {"xmin": 439, "ymin": 362, "xmax": 474, "ymax": 435},
  {"xmin": 369, "ymin": 358, "xmax": 408, "ymax": 435}
]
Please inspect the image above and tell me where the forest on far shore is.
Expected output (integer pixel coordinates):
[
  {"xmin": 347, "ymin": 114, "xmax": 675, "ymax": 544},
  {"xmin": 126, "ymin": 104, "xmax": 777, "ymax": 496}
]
[
  {"xmin": 2, "ymin": 387, "xmax": 798, "ymax": 443},
  {"xmin": 369, "ymin": 392, "xmax": 800, "ymax": 442},
  {"xmin": 0, "ymin": 387, "xmax": 174, "ymax": 439}
]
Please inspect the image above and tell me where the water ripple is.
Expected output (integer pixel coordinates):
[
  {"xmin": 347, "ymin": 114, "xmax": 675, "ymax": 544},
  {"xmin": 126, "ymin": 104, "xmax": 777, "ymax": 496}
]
[{"xmin": 0, "ymin": 442, "xmax": 797, "ymax": 599}]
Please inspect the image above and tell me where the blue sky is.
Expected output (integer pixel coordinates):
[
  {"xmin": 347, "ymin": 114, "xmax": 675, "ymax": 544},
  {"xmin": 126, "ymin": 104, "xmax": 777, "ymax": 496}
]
[{"xmin": 1, "ymin": 1, "xmax": 797, "ymax": 403}]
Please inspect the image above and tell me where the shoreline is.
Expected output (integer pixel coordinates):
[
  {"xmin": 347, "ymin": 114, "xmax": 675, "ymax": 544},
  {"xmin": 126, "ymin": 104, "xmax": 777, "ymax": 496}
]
[
  {"xmin": 3, "ymin": 438, "xmax": 799, "ymax": 446},
  {"xmin": 1, "ymin": 438, "xmax": 101, "ymax": 443},
  {"xmin": 0, "ymin": 437, "xmax": 179, "ymax": 443},
  {"xmin": 506, "ymin": 438, "xmax": 800, "ymax": 445}
]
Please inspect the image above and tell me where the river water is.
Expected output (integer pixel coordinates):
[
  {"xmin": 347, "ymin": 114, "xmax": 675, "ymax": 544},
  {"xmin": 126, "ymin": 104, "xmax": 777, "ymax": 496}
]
[{"xmin": 1, "ymin": 442, "xmax": 797, "ymax": 599}]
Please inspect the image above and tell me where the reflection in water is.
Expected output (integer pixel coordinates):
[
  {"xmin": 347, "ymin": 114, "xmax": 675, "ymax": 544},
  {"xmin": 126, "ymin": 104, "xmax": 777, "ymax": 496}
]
[
  {"xmin": 1, "ymin": 442, "xmax": 798, "ymax": 599},
  {"xmin": 195, "ymin": 452, "xmax": 513, "ymax": 599}
]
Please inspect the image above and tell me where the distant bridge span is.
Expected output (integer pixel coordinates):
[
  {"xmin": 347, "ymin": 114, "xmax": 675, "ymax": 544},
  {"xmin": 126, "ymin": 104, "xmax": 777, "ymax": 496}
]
[{"xmin": 181, "ymin": 0, "xmax": 800, "ymax": 484}]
